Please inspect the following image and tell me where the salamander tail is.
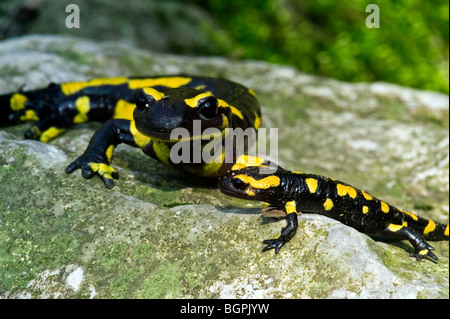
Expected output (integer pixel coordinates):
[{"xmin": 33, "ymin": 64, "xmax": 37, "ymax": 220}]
[{"xmin": 423, "ymin": 221, "xmax": 449, "ymax": 241}]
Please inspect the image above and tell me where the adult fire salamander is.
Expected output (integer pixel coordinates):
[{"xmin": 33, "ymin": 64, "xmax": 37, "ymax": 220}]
[
  {"xmin": 1, "ymin": 75, "xmax": 263, "ymax": 188},
  {"xmin": 219, "ymin": 166, "xmax": 449, "ymax": 261}
]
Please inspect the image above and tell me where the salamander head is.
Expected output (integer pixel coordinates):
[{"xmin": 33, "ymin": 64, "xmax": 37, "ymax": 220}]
[
  {"xmin": 133, "ymin": 87, "xmax": 230, "ymax": 141},
  {"xmin": 219, "ymin": 166, "xmax": 282, "ymax": 202}
]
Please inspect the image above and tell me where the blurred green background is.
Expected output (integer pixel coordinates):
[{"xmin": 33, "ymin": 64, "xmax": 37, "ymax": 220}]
[{"xmin": 1, "ymin": 0, "xmax": 448, "ymax": 94}]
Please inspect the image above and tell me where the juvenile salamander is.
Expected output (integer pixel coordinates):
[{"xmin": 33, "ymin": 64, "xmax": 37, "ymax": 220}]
[{"xmin": 219, "ymin": 166, "xmax": 449, "ymax": 261}]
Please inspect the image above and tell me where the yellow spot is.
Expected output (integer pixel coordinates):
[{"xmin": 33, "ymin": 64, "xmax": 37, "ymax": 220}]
[
  {"xmin": 254, "ymin": 116, "xmax": 261, "ymax": 130},
  {"xmin": 19, "ymin": 109, "xmax": 39, "ymax": 121},
  {"xmin": 305, "ymin": 178, "xmax": 318, "ymax": 193},
  {"xmin": 61, "ymin": 77, "xmax": 128, "ymax": 95},
  {"xmin": 380, "ymin": 201, "xmax": 390, "ymax": 213},
  {"xmin": 88, "ymin": 163, "xmax": 117, "ymax": 179},
  {"xmin": 40, "ymin": 127, "xmax": 66, "ymax": 143},
  {"xmin": 221, "ymin": 114, "xmax": 229, "ymax": 129},
  {"xmin": 200, "ymin": 152, "xmax": 224, "ymax": 177},
  {"xmin": 399, "ymin": 209, "xmax": 418, "ymax": 221},
  {"xmin": 128, "ymin": 77, "xmax": 191, "ymax": 90},
  {"xmin": 336, "ymin": 184, "xmax": 357, "ymax": 199},
  {"xmin": 105, "ymin": 145, "xmax": 115, "ymax": 162},
  {"xmin": 246, "ymin": 188, "xmax": 256, "ymax": 196},
  {"xmin": 229, "ymin": 106, "xmax": 244, "ymax": 119},
  {"xmin": 73, "ymin": 96, "xmax": 90, "ymax": 124},
  {"xmin": 10, "ymin": 93, "xmax": 28, "ymax": 111},
  {"xmin": 152, "ymin": 141, "xmax": 172, "ymax": 167},
  {"xmin": 130, "ymin": 119, "xmax": 151, "ymax": 147},
  {"xmin": 218, "ymin": 99, "xmax": 244, "ymax": 119},
  {"xmin": 231, "ymin": 162, "xmax": 267, "ymax": 171},
  {"xmin": 236, "ymin": 155, "xmax": 265, "ymax": 165},
  {"xmin": 388, "ymin": 224, "xmax": 402, "ymax": 232},
  {"xmin": 231, "ymin": 163, "xmax": 248, "ymax": 171},
  {"xmin": 418, "ymin": 249, "xmax": 428, "ymax": 256},
  {"xmin": 248, "ymin": 89, "xmax": 257, "ymax": 98},
  {"xmin": 142, "ymin": 87, "xmax": 164, "ymax": 101},
  {"xmin": 184, "ymin": 92, "xmax": 214, "ymax": 108},
  {"xmin": 285, "ymin": 201, "xmax": 297, "ymax": 214},
  {"xmin": 233, "ymin": 174, "xmax": 280, "ymax": 189},
  {"xmin": 195, "ymin": 84, "xmax": 207, "ymax": 90},
  {"xmin": 232, "ymin": 155, "xmax": 266, "ymax": 170},
  {"xmin": 323, "ymin": 198, "xmax": 333, "ymax": 211},
  {"xmin": 387, "ymin": 222, "xmax": 407, "ymax": 232},
  {"xmin": 362, "ymin": 206, "xmax": 369, "ymax": 214},
  {"xmin": 361, "ymin": 191, "xmax": 373, "ymax": 200},
  {"xmin": 113, "ymin": 99, "xmax": 135, "ymax": 120},
  {"xmin": 444, "ymin": 225, "xmax": 449, "ymax": 237},
  {"xmin": 292, "ymin": 171, "xmax": 305, "ymax": 174},
  {"xmin": 423, "ymin": 219, "xmax": 436, "ymax": 235}
]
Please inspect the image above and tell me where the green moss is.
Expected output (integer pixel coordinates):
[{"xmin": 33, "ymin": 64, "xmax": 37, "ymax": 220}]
[
  {"xmin": 133, "ymin": 185, "xmax": 185, "ymax": 207},
  {"xmin": 135, "ymin": 263, "xmax": 183, "ymax": 298},
  {"xmin": 0, "ymin": 33, "xmax": 447, "ymax": 298},
  {"xmin": 47, "ymin": 47, "xmax": 94, "ymax": 67},
  {"xmin": 0, "ymin": 149, "xmax": 82, "ymax": 294},
  {"xmin": 309, "ymin": 282, "xmax": 330, "ymax": 298},
  {"xmin": 372, "ymin": 238, "xmax": 449, "ymax": 290},
  {"xmin": 410, "ymin": 108, "xmax": 449, "ymax": 129},
  {"xmin": 92, "ymin": 242, "xmax": 129, "ymax": 273},
  {"xmin": 0, "ymin": 65, "xmax": 22, "ymax": 77}
]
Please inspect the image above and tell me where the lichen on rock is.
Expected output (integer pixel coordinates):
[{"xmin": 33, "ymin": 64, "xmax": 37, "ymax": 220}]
[{"xmin": 0, "ymin": 35, "xmax": 448, "ymax": 299}]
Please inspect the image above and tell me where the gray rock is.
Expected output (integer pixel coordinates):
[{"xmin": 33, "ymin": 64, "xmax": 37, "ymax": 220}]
[{"xmin": 0, "ymin": 35, "xmax": 448, "ymax": 299}]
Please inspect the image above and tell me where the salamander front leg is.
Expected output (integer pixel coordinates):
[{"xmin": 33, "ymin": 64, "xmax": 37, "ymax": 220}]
[
  {"xmin": 66, "ymin": 119, "xmax": 140, "ymax": 188},
  {"xmin": 263, "ymin": 201, "xmax": 298, "ymax": 253}
]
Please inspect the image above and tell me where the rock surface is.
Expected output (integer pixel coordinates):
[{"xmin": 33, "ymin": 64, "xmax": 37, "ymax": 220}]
[{"xmin": 0, "ymin": 35, "xmax": 448, "ymax": 299}]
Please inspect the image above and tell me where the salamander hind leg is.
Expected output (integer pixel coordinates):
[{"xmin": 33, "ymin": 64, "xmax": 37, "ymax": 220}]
[
  {"xmin": 2, "ymin": 92, "xmax": 67, "ymax": 142},
  {"xmin": 5, "ymin": 92, "xmax": 117, "ymax": 142},
  {"xmin": 384, "ymin": 224, "xmax": 438, "ymax": 261}
]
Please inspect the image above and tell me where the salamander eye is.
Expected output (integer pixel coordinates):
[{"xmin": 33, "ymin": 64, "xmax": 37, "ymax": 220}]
[
  {"xmin": 135, "ymin": 92, "xmax": 155, "ymax": 113},
  {"xmin": 232, "ymin": 177, "xmax": 247, "ymax": 190},
  {"xmin": 197, "ymin": 97, "xmax": 219, "ymax": 120}
]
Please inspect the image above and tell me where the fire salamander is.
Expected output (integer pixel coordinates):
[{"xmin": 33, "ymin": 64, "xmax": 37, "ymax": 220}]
[
  {"xmin": 219, "ymin": 166, "xmax": 449, "ymax": 261},
  {"xmin": 1, "ymin": 75, "xmax": 263, "ymax": 188},
  {"xmin": 2, "ymin": 75, "xmax": 448, "ymax": 262}
]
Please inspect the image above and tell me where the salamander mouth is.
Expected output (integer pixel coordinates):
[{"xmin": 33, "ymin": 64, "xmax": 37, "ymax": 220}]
[
  {"xmin": 218, "ymin": 175, "xmax": 247, "ymax": 198},
  {"xmin": 144, "ymin": 125, "xmax": 228, "ymax": 143},
  {"xmin": 143, "ymin": 130, "xmax": 174, "ymax": 142},
  {"xmin": 133, "ymin": 101, "xmax": 230, "ymax": 142},
  {"xmin": 218, "ymin": 187, "xmax": 239, "ymax": 198},
  {"xmin": 218, "ymin": 178, "xmax": 235, "ymax": 196}
]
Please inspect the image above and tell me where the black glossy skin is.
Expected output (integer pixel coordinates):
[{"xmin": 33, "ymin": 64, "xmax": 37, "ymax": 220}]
[
  {"xmin": 1, "ymin": 75, "xmax": 261, "ymax": 186},
  {"xmin": 3, "ymin": 75, "xmax": 447, "ymax": 261},
  {"xmin": 219, "ymin": 166, "xmax": 449, "ymax": 260}
]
